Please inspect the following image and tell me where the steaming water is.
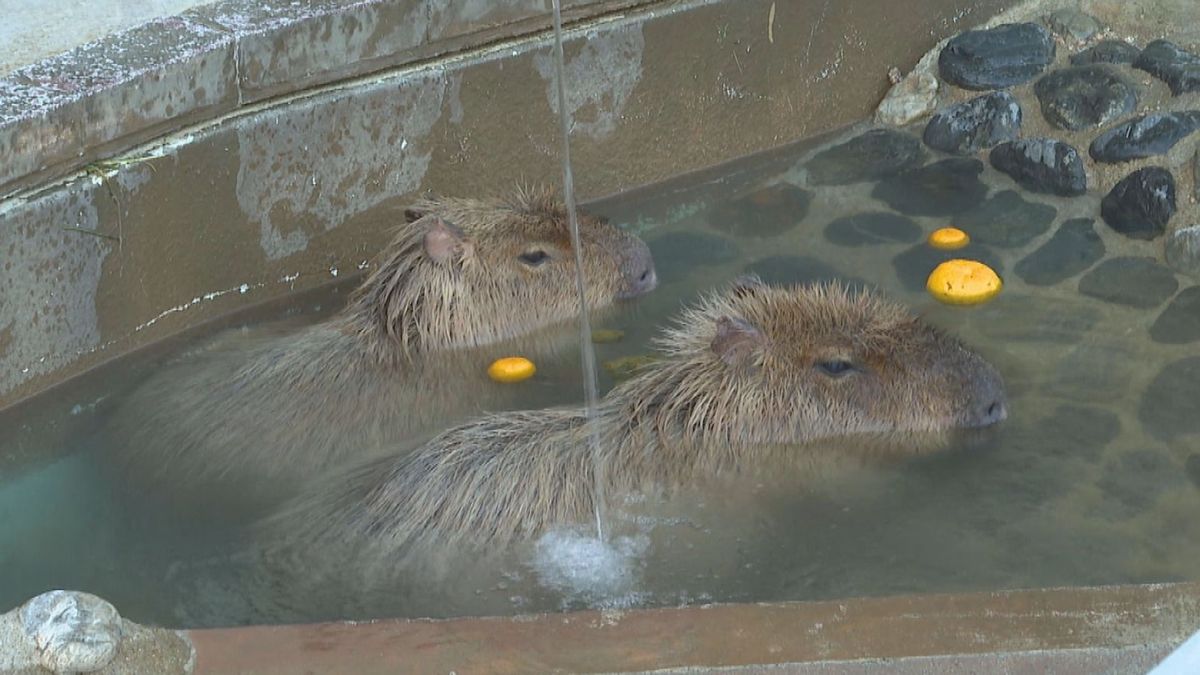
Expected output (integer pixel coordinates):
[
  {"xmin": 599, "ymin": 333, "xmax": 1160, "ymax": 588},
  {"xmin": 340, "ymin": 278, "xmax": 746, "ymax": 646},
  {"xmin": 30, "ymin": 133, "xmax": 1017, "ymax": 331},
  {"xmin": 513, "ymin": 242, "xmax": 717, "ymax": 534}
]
[{"xmin": 2, "ymin": 120, "xmax": 1200, "ymax": 627}]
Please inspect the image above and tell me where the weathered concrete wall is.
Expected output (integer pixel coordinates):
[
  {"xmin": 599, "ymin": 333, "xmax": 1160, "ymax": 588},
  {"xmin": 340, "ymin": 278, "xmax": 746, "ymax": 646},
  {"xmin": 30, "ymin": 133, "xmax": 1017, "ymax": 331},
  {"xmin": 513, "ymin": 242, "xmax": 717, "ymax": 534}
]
[{"xmin": 0, "ymin": 0, "xmax": 1019, "ymax": 409}]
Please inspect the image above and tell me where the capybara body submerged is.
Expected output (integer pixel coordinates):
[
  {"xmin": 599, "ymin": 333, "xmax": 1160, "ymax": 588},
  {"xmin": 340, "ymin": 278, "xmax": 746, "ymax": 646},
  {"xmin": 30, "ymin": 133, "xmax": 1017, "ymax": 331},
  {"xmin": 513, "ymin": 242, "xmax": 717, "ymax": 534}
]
[
  {"xmin": 108, "ymin": 188, "xmax": 656, "ymax": 514},
  {"xmin": 274, "ymin": 278, "xmax": 1007, "ymax": 555}
]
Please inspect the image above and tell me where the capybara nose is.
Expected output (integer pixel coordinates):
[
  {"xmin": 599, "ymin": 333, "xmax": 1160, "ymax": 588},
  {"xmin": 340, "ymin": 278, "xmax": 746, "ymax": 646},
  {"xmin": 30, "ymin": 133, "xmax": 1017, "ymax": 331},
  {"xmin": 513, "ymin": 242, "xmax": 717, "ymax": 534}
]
[
  {"xmin": 618, "ymin": 242, "xmax": 658, "ymax": 300},
  {"xmin": 979, "ymin": 399, "xmax": 1007, "ymax": 426}
]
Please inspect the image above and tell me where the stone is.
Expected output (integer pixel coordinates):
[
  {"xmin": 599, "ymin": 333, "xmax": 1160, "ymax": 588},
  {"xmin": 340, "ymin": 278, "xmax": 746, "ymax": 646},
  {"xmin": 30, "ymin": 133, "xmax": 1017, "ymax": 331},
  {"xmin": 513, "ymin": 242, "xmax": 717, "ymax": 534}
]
[
  {"xmin": 1044, "ymin": 9, "xmax": 1105, "ymax": 44},
  {"xmin": 875, "ymin": 71, "xmax": 939, "ymax": 126},
  {"xmin": 805, "ymin": 129, "xmax": 926, "ymax": 186},
  {"xmin": 1166, "ymin": 225, "xmax": 1200, "ymax": 278},
  {"xmin": 823, "ymin": 211, "xmax": 922, "ymax": 247},
  {"xmin": 647, "ymin": 231, "xmax": 739, "ymax": 283},
  {"xmin": 1014, "ymin": 218, "xmax": 1105, "ymax": 286},
  {"xmin": 922, "ymin": 92, "xmax": 1022, "ymax": 156},
  {"xmin": 1150, "ymin": 286, "xmax": 1200, "ymax": 344},
  {"xmin": 1040, "ymin": 405, "xmax": 1122, "ymax": 460},
  {"xmin": 989, "ymin": 138, "xmax": 1087, "ymax": 197},
  {"xmin": 19, "ymin": 590, "xmax": 122, "ymax": 673},
  {"xmin": 1195, "ymin": 150, "xmax": 1199, "ymax": 202},
  {"xmin": 1033, "ymin": 65, "xmax": 1138, "ymax": 131},
  {"xmin": 1089, "ymin": 112, "xmax": 1200, "ymax": 163},
  {"xmin": 1133, "ymin": 39, "xmax": 1200, "ymax": 96},
  {"xmin": 709, "ymin": 183, "xmax": 812, "ymax": 238},
  {"xmin": 891, "ymin": 242, "xmax": 1004, "ymax": 292},
  {"xmin": 971, "ymin": 293, "xmax": 1099, "ymax": 344},
  {"xmin": 1078, "ymin": 256, "xmax": 1179, "ymax": 308},
  {"xmin": 957, "ymin": 189, "xmax": 1057, "ymax": 248},
  {"xmin": 1045, "ymin": 341, "xmax": 1133, "ymax": 403},
  {"xmin": 743, "ymin": 255, "xmax": 868, "ymax": 290},
  {"xmin": 1097, "ymin": 449, "xmax": 1183, "ymax": 517},
  {"xmin": 1187, "ymin": 454, "xmax": 1200, "ymax": 489},
  {"xmin": 871, "ymin": 158, "xmax": 988, "ymax": 217},
  {"xmin": 1100, "ymin": 167, "xmax": 1176, "ymax": 240},
  {"xmin": 1140, "ymin": 355, "xmax": 1200, "ymax": 440},
  {"xmin": 1070, "ymin": 40, "xmax": 1141, "ymax": 66},
  {"xmin": 937, "ymin": 23, "xmax": 1056, "ymax": 90}
]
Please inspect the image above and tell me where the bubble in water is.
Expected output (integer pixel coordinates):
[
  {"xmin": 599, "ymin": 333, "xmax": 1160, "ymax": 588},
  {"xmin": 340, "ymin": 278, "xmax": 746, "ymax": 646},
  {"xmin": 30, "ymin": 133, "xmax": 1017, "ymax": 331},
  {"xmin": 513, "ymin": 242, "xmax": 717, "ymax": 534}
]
[{"xmin": 531, "ymin": 527, "xmax": 649, "ymax": 608}]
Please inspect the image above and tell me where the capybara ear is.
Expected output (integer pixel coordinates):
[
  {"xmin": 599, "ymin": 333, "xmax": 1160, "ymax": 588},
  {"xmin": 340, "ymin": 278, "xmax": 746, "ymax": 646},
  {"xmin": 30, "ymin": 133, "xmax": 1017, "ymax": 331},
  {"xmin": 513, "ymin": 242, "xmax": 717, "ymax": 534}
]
[
  {"xmin": 711, "ymin": 316, "xmax": 765, "ymax": 367},
  {"xmin": 422, "ymin": 217, "xmax": 469, "ymax": 264}
]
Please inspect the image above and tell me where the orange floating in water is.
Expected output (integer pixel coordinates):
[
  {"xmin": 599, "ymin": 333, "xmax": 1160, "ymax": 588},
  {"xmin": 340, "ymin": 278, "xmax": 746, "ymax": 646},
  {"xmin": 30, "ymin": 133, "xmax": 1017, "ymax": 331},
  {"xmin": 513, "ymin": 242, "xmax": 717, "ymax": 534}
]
[
  {"xmin": 488, "ymin": 357, "xmax": 536, "ymax": 383},
  {"xmin": 926, "ymin": 259, "xmax": 1002, "ymax": 306},
  {"xmin": 928, "ymin": 227, "xmax": 970, "ymax": 250}
]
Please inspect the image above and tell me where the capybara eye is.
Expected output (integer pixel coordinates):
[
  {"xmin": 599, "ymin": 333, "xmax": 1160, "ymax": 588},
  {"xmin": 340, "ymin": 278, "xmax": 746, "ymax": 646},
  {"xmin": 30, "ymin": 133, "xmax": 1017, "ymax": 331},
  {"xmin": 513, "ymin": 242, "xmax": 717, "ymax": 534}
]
[
  {"xmin": 816, "ymin": 360, "xmax": 855, "ymax": 377},
  {"xmin": 518, "ymin": 250, "xmax": 551, "ymax": 267}
]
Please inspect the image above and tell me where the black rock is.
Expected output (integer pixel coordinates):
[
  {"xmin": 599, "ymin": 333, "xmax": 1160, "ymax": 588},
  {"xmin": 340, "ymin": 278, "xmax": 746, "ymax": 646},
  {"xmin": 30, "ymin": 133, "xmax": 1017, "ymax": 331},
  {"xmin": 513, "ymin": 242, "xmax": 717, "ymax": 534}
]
[
  {"xmin": 1139, "ymin": 356, "xmax": 1200, "ymax": 440},
  {"xmin": 922, "ymin": 91, "xmax": 1022, "ymax": 155},
  {"xmin": 823, "ymin": 212, "xmax": 922, "ymax": 247},
  {"xmin": 1044, "ymin": 9, "xmax": 1104, "ymax": 44},
  {"xmin": 648, "ymin": 231, "xmax": 739, "ymax": 283},
  {"xmin": 1100, "ymin": 167, "xmax": 1176, "ymax": 240},
  {"xmin": 1150, "ymin": 286, "xmax": 1200, "ymax": 344},
  {"xmin": 871, "ymin": 158, "xmax": 988, "ymax": 217},
  {"xmin": 891, "ymin": 242, "xmax": 1004, "ymax": 292},
  {"xmin": 1133, "ymin": 40, "xmax": 1200, "ymax": 96},
  {"xmin": 743, "ymin": 255, "xmax": 868, "ymax": 291},
  {"xmin": 989, "ymin": 138, "xmax": 1087, "ymax": 196},
  {"xmin": 1078, "ymin": 256, "xmax": 1179, "ymax": 308},
  {"xmin": 1033, "ymin": 65, "xmax": 1138, "ymax": 131},
  {"xmin": 805, "ymin": 129, "xmax": 926, "ymax": 186},
  {"xmin": 1070, "ymin": 40, "xmax": 1140, "ymax": 65},
  {"xmin": 938, "ymin": 22, "xmax": 1056, "ymax": 90},
  {"xmin": 1015, "ymin": 218, "xmax": 1105, "ymax": 286},
  {"xmin": 709, "ymin": 183, "xmax": 812, "ymax": 238},
  {"xmin": 958, "ymin": 189, "xmax": 1057, "ymax": 248},
  {"xmin": 1089, "ymin": 112, "xmax": 1200, "ymax": 163}
]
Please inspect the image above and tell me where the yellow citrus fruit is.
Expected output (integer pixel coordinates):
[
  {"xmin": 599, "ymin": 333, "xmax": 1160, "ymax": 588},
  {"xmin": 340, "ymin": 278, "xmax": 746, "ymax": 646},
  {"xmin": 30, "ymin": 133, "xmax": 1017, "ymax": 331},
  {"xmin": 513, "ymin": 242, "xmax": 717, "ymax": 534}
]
[
  {"xmin": 926, "ymin": 259, "xmax": 1002, "ymax": 306},
  {"xmin": 487, "ymin": 357, "xmax": 536, "ymax": 383},
  {"xmin": 928, "ymin": 227, "xmax": 970, "ymax": 250}
]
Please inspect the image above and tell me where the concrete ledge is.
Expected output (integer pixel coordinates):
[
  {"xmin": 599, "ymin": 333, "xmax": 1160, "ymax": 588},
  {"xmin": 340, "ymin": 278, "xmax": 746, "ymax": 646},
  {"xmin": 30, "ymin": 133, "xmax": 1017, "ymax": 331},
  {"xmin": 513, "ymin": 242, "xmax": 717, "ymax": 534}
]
[{"xmin": 185, "ymin": 582, "xmax": 1200, "ymax": 674}]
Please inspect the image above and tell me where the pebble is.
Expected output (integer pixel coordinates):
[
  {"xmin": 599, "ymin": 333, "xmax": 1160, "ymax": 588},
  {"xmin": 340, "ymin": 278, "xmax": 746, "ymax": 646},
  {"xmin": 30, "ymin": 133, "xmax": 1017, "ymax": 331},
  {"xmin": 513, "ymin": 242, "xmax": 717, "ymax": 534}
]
[
  {"xmin": 989, "ymin": 138, "xmax": 1087, "ymax": 196},
  {"xmin": 1014, "ymin": 218, "xmax": 1105, "ymax": 286},
  {"xmin": 823, "ymin": 211, "xmax": 922, "ymax": 246},
  {"xmin": 805, "ymin": 128, "xmax": 926, "ymax": 186},
  {"xmin": 871, "ymin": 158, "xmax": 989, "ymax": 217},
  {"xmin": 20, "ymin": 590, "xmax": 122, "ymax": 673},
  {"xmin": 922, "ymin": 91, "xmax": 1022, "ymax": 155},
  {"xmin": 1070, "ymin": 40, "xmax": 1141, "ymax": 66},
  {"xmin": 892, "ymin": 241, "xmax": 1004, "ymax": 292},
  {"xmin": 1133, "ymin": 39, "xmax": 1200, "ymax": 96},
  {"xmin": 876, "ymin": 71, "xmax": 939, "ymax": 126},
  {"xmin": 1099, "ymin": 167, "xmax": 1176, "ymax": 240},
  {"xmin": 1033, "ymin": 65, "xmax": 1138, "ymax": 131},
  {"xmin": 957, "ymin": 189, "xmax": 1057, "ymax": 248},
  {"xmin": 938, "ymin": 22, "xmax": 1056, "ymax": 90},
  {"xmin": 647, "ymin": 231, "xmax": 739, "ymax": 283},
  {"xmin": 1077, "ymin": 256, "xmax": 1179, "ymax": 309},
  {"xmin": 1088, "ymin": 112, "xmax": 1200, "ymax": 163},
  {"xmin": 743, "ymin": 255, "xmax": 868, "ymax": 290},
  {"xmin": 1149, "ymin": 286, "xmax": 1200, "ymax": 344},
  {"xmin": 1139, "ymin": 355, "xmax": 1200, "ymax": 440},
  {"xmin": 709, "ymin": 183, "xmax": 812, "ymax": 238},
  {"xmin": 1165, "ymin": 224, "xmax": 1200, "ymax": 279},
  {"xmin": 1044, "ymin": 8, "xmax": 1104, "ymax": 44}
]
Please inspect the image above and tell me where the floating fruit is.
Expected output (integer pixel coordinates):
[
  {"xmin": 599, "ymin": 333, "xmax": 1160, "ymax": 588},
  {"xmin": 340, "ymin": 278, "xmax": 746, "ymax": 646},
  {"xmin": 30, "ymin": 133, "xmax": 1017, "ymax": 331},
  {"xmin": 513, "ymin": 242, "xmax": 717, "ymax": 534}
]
[
  {"xmin": 928, "ymin": 227, "xmax": 970, "ymax": 250},
  {"xmin": 488, "ymin": 357, "xmax": 536, "ymax": 383},
  {"xmin": 926, "ymin": 259, "xmax": 1002, "ymax": 305}
]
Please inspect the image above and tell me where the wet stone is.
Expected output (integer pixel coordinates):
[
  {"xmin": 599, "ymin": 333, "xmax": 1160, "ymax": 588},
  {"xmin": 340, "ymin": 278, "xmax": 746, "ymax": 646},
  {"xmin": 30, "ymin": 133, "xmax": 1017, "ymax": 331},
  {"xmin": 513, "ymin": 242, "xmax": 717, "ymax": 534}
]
[
  {"xmin": 971, "ymin": 294, "xmax": 1098, "ymax": 344},
  {"xmin": 1040, "ymin": 404, "xmax": 1122, "ymax": 460},
  {"xmin": 1165, "ymin": 225, "xmax": 1200, "ymax": 278},
  {"xmin": 1044, "ymin": 8, "xmax": 1104, "ymax": 44},
  {"xmin": 1100, "ymin": 167, "xmax": 1176, "ymax": 240},
  {"xmin": 937, "ymin": 22, "xmax": 1056, "ymax": 90},
  {"xmin": 1150, "ymin": 286, "xmax": 1200, "ymax": 344},
  {"xmin": 1089, "ymin": 112, "xmax": 1200, "ymax": 163},
  {"xmin": 891, "ymin": 242, "xmax": 1004, "ymax": 292},
  {"xmin": 1078, "ymin": 256, "xmax": 1179, "ymax": 309},
  {"xmin": 823, "ymin": 212, "xmax": 922, "ymax": 246},
  {"xmin": 743, "ymin": 255, "xmax": 868, "ymax": 291},
  {"xmin": 805, "ymin": 129, "xmax": 926, "ymax": 186},
  {"xmin": 957, "ymin": 189, "xmax": 1057, "ymax": 248},
  {"xmin": 1139, "ymin": 356, "xmax": 1200, "ymax": 440},
  {"xmin": 1070, "ymin": 40, "xmax": 1142, "ymax": 66},
  {"xmin": 871, "ymin": 158, "xmax": 988, "ymax": 217},
  {"xmin": 989, "ymin": 138, "xmax": 1087, "ymax": 197},
  {"xmin": 1133, "ymin": 40, "xmax": 1200, "ymax": 96},
  {"xmin": 1014, "ymin": 218, "xmax": 1105, "ymax": 286},
  {"xmin": 20, "ymin": 590, "xmax": 121, "ymax": 673},
  {"xmin": 709, "ymin": 183, "xmax": 812, "ymax": 238},
  {"xmin": 648, "ymin": 231, "xmax": 740, "ymax": 283},
  {"xmin": 1187, "ymin": 454, "xmax": 1200, "ymax": 490},
  {"xmin": 922, "ymin": 91, "xmax": 1022, "ymax": 155},
  {"xmin": 1033, "ymin": 65, "xmax": 1138, "ymax": 131},
  {"xmin": 1097, "ymin": 449, "xmax": 1183, "ymax": 517},
  {"xmin": 876, "ymin": 71, "xmax": 939, "ymax": 126},
  {"xmin": 1045, "ymin": 341, "xmax": 1133, "ymax": 403}
]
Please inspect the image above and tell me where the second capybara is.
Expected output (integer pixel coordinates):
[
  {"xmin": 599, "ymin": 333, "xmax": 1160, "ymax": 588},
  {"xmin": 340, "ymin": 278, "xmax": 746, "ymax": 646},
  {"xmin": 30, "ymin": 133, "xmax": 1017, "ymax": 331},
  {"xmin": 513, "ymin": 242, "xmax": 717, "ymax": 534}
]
[
  {"xmin": 270, "ymin": 276, "xmax": 1007, "ymax": 554},
  {"xmin": 107, "ymin": 187, "xmax": 657, "ymax": 516}
]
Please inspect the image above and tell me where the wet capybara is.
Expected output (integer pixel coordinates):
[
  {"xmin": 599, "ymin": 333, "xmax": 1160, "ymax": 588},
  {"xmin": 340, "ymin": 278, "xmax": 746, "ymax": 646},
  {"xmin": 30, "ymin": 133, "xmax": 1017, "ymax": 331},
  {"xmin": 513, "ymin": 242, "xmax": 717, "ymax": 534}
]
[
  {"xmin": 108, "ymin": 187, "xmax": 657, "ymax": 516},
  {"xmin": 273, "ymin": 277, "xmax": 1007, "ymax": 554}
]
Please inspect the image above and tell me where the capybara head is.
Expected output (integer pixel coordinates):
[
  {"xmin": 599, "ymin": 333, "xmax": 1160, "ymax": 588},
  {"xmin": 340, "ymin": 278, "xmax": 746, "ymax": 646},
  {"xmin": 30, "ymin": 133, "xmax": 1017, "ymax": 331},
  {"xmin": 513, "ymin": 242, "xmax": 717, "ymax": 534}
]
[
  {"xmin": 618, "ymin": 277, "xmax": 1006, "ymax": 448},
  {"xmin": 345, "ymin": 187, "xmax": 656, "ymax": 355}
]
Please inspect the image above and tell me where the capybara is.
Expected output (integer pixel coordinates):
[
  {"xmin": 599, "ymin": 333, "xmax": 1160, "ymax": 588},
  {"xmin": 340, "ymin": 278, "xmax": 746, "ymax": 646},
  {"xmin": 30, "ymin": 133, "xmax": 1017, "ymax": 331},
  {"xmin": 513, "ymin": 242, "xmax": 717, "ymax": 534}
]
[
  {"xmin": 273, "ymin": 277, "xmax": 1007, "ymax": 555},
  {"xmin": 107, "ymin": 187, "xmax": 657, "ymax": 515}
]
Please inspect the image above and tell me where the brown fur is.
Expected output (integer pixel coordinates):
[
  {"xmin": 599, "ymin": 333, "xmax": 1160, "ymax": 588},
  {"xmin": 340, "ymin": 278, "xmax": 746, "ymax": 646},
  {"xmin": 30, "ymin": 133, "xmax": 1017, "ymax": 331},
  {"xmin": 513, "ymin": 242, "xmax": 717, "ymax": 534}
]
[
  {"xmin": 271, "ymin": 278, "xmax": 1007, "ymax": 555},
  {"xmin": 107, "ymin": 187, "xmax": 656, "ymax": 515}
]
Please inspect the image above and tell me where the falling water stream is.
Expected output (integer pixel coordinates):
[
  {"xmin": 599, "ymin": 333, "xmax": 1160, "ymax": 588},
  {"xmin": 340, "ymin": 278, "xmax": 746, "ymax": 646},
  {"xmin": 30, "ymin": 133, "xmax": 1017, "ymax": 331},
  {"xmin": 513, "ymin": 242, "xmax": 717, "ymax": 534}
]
[{"xmin": 548, "ymin": 0, "xmax": 608, "ymax": 542}]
